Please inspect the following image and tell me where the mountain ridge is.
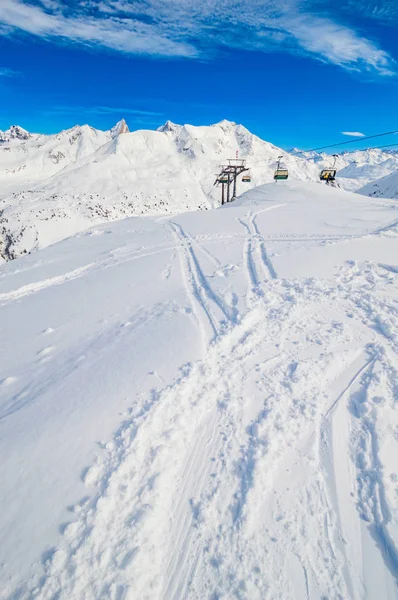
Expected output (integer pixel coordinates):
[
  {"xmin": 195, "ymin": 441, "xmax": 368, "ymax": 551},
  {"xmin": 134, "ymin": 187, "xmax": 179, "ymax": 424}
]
[{"xmin": 1, "ymin": 118, "xmax": 397, "ymax": 261}]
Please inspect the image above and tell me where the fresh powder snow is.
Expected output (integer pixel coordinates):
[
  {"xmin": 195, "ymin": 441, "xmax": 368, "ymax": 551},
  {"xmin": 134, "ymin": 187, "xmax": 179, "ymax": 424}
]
[{"xmin": 1, "ymin": 180, "xmax": 398, "ymax": 599}]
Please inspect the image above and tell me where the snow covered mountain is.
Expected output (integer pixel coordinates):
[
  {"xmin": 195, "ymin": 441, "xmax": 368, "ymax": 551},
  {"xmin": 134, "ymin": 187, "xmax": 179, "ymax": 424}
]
[
  {"xmin": 1, "ymin": 119, "xmax": 398, "ymax": 261},
  {"xmin": 0, "ymin": 119, "xmax": 321, "ymax": 260},
  {"xmin": 291, "ymin": 147, "xmax": 398, "ymax": 192},
  {"xmin": 359, "ymin": 168, "xmax": 398, "ymax": 199},
  {"xmin": 0, "ymin": 123, "xmax": 113, "ymax": 194},
  {"xmin": 0, "ymin": 125, "xmax": 32, "ymax": 143},
  {"xmin": 1, "ymin": 180, "xmax": 398, "ymax": 599}
]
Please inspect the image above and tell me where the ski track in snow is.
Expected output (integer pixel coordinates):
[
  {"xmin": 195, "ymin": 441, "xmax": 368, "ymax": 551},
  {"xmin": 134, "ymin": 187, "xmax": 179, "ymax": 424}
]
[
  {"xmin": 5, "ymin": 211, "xmax": 398, "ymax": 599},
  {"xmin": 0, "ymin": 263, "xmax": 96, "ymax": 305},
  {"xmin": 2, "ymin": 205, "xmax": 395, "ymax": 309},
  {"xmin": 168, "ymin": 220, "xmax": 239, "ymax": 342},
  {"xmin": 318, "ymin": 263, "xmax": 398, "ymax": 599},
  {"xmin": 236, "ymin": 206, "xmax": 281, "ymax": 291},
  {"xmin": 345, "ymin": 269, "xmax": 398, "ymax": 590}
]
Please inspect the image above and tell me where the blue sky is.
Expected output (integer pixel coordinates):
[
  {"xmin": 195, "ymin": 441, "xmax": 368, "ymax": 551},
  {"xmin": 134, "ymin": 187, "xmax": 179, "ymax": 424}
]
[{"xmin": 0, "ymin": 0, "xmax": 397, "ymax": 149}]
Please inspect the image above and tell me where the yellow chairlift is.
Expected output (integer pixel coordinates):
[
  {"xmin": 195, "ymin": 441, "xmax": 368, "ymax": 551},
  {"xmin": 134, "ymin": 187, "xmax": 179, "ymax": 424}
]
[
  {"xmin": 320, "ymin": 154, "xmax": 338, "ymax": 183},
  {"xmin": 319, "ymin": 169, "xmax": 337, "ymax": 182},
  {"xmin": 242, "ymin": 170, "xmax": 251, "ymax": 183},
  {"xmin": 274, "ymin": 156, "xmax": 288, "ymax": 181},
  {"xmin": 218, "ymin": 175, "xmax": 229, "ymax": 184}
]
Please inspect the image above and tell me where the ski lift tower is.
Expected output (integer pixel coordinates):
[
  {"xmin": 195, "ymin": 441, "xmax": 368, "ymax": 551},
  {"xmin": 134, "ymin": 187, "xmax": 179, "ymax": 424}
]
[{"xmin": 214, "ymin": 157, "xmax": 250, "ymax": 205}]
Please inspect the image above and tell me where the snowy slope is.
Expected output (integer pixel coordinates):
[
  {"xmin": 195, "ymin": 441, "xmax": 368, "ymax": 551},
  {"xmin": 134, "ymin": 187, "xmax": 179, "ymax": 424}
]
[
  {"xmin": 2, "ymin": 119, "xmax": 398, "ymax": 261},
  {"xmin": 0, "ymin": 123, "xmax": 115, "ymax": 196},
  {"xmin": 1, "ymin": 180, "xmax": 398, "ymax": 599},
  {"xmin": 334, "ymin": 149, "xmax": 398, "ymax": 192},
  {"xmin": 0, "ymin": 120, "xmax": 321, "ymax": 260},
  {"xmin": 359, "ymin": 168, "xmax": 398, "ymax": 199}
]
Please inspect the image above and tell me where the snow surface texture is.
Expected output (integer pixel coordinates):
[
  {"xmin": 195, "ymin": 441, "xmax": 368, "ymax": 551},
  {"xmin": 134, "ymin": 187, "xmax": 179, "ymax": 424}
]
[
  {"xmin": 1, "ymin": 180, "xmax": 398, "ymax": 599},
  {"xmin": 1, "ymin": 119, "xmax": 398, "ymax": 261}
]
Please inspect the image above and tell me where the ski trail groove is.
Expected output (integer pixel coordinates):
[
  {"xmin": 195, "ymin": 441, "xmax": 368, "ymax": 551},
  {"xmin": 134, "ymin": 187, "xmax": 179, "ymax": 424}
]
[
  {"xmin": 169, "ymin": 221, "xmax": 239, "ymax": 333},
  {"xmin": 320, "ymin": 264, "xmax": 398, "ymax": 595},
  {"xmin": 237, "ymin": 216, "xmax": 260, "ymax": 292},
  {"xmin": 351, "ymin": 359, "xmax": 398, "ymax": 586},
  {"xmin": 324, "ymin": 352, "xmax": 378, "ymax": 420},
  {"xmin": 237, "ymin": 207, "xmax": 279, "ymax": 298},
  {"xmin": 168, "ymin": 221, "xmax": 220, "ymax": 341},
  {"xmin": 0, "ymin": 263, "xmax": 96, "ymax": 305},
  {"xmin": 251, "ymin": 212, "xmax": 277, "ymax": 280},
  {"xmin": 180, "ymin": 229, "xmax": 222, "ymax": 270}
]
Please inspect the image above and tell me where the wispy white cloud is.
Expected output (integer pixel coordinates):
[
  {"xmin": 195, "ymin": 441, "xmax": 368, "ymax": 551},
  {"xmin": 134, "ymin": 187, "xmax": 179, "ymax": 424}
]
[
  {"xmin": 0, "ymin": 0, "xmax": 395, "ymax": 76},
  {"xmin": 0, "ymin": 66, "xmax": 21, "ymax": 77},
  {"xmin": 0, "ymin": 0, "xmax": 196, "ymax": 57},
  {"xmin": 342, "ymin": 131, "xmax": 366, "ymax": 137},
  {"xmin": 342, "ymin": 0, "xmax": 398, "ymax": 23},
  {"xmin": 283, "ymin": 15, "xmax": 394, "ymax": 75},
  {"xmin": 52, "ymin": 105, "xmax": 164, "ymax": 116}
]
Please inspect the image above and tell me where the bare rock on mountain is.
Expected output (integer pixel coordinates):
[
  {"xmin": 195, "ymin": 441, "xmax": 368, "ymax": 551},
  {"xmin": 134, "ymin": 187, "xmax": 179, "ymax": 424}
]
[
  {"xmin": 110, "ymin": 119, "xmax": 129, "ymax": 138},
  {"xmin": 0, "ymin": 125, "xmax": 32, "ymax": 143}
]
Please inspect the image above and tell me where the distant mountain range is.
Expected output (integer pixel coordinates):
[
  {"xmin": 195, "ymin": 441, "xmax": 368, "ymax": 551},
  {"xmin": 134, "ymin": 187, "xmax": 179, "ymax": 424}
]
[
  {"xmin": 0, "ymin": 119, "xmax": 397, "ymax": 261},
  {"xmin": 360, "ymin": 169, "xmax": 398, "ymax": 199}
]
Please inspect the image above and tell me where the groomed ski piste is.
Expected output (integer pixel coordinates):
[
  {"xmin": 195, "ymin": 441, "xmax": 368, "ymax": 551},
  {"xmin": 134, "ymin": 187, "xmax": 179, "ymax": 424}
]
[{"xmin": 1, "ymin": 180, "xmax": 398, "ymax": 599}]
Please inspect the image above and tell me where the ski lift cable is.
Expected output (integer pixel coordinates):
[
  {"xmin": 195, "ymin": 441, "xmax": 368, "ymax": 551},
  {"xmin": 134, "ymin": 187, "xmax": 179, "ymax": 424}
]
[
  {"xmin": 302, "ymin": 129, "xmax": 398, "ymax": 153},
  {"xmin": 367, "ymin": 141, "xmax": 398, "ymax": 151},
  {"xmin": 244, "ymin": 141, "xmax": 398, "ymax": 169},
  {"xmin": 227, "ymin": 137, "xmax": 398, "ymax": 173}
]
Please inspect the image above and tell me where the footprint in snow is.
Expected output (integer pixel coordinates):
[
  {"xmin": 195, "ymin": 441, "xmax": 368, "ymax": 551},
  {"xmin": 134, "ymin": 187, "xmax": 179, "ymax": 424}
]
[
  {"xmin": 38, "ymin": 345, "xmax": 54, "ymax": 356},
  {"xmin": 216, "ymin": 264, "xmax": 238, "ymax": 278},
  {"xmin": 162, "ymin": 265, "xmax": 172, "ymax": 279},
  {"xmin": 0, "ymin": 376, "xmax": 17, "ymax": 387},
  {"xmin": 224, "ymin": 290, "xmax": 238, "ymax": 307},
  {"xmin": 37, "ymin": 345, "xmax": 55, "ymax": 363}
]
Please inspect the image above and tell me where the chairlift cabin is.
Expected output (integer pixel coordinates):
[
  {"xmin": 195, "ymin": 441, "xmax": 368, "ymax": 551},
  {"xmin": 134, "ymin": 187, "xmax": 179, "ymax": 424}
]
[
  {"xmin": 320, "ymin": 154, "xmax": 338, "ymax": 184},
  {"xmin": 319, "ymin": 169, "xmax": 337, "ymax": 182},
  {"xmin": 219, "ymin": 175, "xmax": 229, "ymax": 184},
  {"xmin": 274, "ymin": 155, "xmax": 288, "ymax": 181},
  {"xmin": 274, "ymin": 169, "xmax": 289, "ymax": 181},
  {"xmin": 242, "ymin": 171, "xmax": 251, "ymax": 183}
]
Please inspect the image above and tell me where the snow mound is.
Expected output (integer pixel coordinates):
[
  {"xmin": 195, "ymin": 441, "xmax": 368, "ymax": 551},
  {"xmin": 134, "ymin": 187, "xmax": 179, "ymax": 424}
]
[{"xmin": 230, "ymin": 179, "xmax": 355, "ymax": 206}]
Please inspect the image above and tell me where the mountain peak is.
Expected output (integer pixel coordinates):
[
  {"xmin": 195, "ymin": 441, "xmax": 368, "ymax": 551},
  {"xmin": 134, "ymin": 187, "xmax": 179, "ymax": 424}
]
[
  {"xmin": 110, "ymin": 119, "xmax": 129, "ymax": 138},
  {"xmin": 157, "ymin": 120, "xmax": 181, "ymax": 133},
  {"xmin": 0, "ymin": 125, "xmax": 31, "ymax": 142},
  {"xmin": 215, "ymin": 119, "xmax": 237, "ymax": 129}
]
